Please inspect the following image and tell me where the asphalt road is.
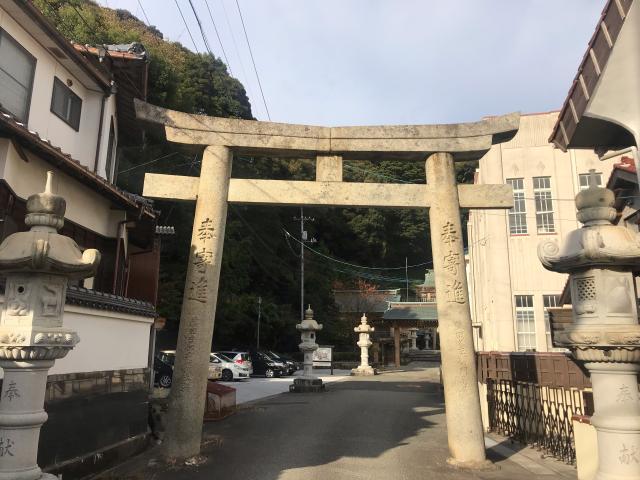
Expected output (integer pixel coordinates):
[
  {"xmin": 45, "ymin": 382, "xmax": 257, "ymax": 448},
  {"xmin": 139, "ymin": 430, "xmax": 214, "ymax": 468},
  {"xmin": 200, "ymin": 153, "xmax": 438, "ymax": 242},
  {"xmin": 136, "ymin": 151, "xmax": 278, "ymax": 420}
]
[{"xmin": 107, "ymin": 364, "xmax": 575, "ymax": 480}]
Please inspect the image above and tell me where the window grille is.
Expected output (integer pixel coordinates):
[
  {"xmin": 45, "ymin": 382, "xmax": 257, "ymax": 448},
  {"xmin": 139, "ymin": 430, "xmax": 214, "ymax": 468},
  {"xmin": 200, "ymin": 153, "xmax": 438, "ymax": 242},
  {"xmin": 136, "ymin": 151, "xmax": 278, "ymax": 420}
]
[
  {"xmin": 51, "ymin": 77, "xmax": 82, "ymax": 131},
  {"xmin": 0, "ymin": 29, "xmax": 36, "ymax": 122},
  {"xmin": 533, "ymin": 177, "xmax": 555, "ymax": 234},
  {"xmin": 578, "ymin": 172, "xmax": 602, "ymax": 191},
  {"xmin": 515, "ymin": 295, "xmax": 536, "ymax": 351},
  {"xmin": 543, "ymin": 294, "xmax": 561, "ymax": 350},
  {"xmin": 507, "ymin": 178, "xmax": 527, "ymax": 235}
]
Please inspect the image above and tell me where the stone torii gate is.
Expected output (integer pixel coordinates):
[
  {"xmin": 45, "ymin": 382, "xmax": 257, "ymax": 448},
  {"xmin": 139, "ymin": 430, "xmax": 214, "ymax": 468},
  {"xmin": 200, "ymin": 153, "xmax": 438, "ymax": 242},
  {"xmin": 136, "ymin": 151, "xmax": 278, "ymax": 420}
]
[{"xmin": 135, "ymin": 99, "xmax": 519, "ymax": 468}]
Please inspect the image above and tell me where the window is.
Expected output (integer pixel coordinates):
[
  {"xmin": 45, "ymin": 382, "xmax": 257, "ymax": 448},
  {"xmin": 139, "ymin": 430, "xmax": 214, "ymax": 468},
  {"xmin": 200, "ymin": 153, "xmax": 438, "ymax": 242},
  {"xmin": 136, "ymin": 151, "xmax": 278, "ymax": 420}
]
[
  {"xmin": 579, "ymin": 172, "xmax": 603, "ymax": 191},
  {"xmin": 515, "ymin": 295, "xmax": 536, "ymax": 351},
  {"xmin": 51, "ymin": 77, "xmax": 82, "ymax": 130},
  {"xmin": 533, "ymin": 177, "xmax": 555, "ymax": 234},
  {"xmin": 543, "ymin": 294, "xmax": 561, "ymax": 350},
  {"xmin": 0, "ymin": 29, "xmax": 36, "ymax": 121},
  {"xmin": 507, "ymin": 178, "xmax": 527, "ymax": 234}
]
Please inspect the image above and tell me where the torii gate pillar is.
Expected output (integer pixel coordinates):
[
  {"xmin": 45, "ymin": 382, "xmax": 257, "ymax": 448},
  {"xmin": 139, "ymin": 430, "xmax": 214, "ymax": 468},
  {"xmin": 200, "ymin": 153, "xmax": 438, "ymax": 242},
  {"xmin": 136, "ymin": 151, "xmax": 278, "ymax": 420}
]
[
  {"xmin": 427, "ymin": 152, "xmax": 488, "ymax": 468},
  {"xmin": 163, "ymin": 145, "xmax": 232, "ymax": 459},
  {"xmin": 135, "ymin": 99, "xmax": 519, "ymax": 467}
]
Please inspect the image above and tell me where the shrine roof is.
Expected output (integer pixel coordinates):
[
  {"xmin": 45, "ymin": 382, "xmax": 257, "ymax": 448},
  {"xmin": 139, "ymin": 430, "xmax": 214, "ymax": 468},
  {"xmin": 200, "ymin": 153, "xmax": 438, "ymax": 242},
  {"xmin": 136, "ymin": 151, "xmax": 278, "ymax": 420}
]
[
  {"xmin": 0, "ymin": 109, "xmax": 156, "ymax": 220},
  {"xmin": 383, "ymin": 302, "xmax": 438, "ymax": 322}
]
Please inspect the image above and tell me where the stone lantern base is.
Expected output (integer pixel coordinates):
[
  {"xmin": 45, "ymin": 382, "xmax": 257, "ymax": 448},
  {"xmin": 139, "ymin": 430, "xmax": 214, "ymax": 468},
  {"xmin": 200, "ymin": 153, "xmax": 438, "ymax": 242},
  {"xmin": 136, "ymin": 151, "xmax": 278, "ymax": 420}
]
[
  {"xmin": 351, "ymin": 365, "xmax": 376, "ymax": 376},
  {"xmin": 289, "ymin": 377, "xmax": 325, "ymax": 393}
]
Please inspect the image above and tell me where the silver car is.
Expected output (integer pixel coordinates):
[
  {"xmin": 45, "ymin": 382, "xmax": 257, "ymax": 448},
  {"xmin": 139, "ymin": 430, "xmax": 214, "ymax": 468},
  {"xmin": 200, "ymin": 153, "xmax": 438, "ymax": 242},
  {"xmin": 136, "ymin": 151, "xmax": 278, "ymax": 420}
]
[
  {"xmin": 211, "ymin": 352, "xmax": 250, "ymax": 381},
  {"xmin": 218, "ymin": 351, "xmax": 253, "ymax": 375}
]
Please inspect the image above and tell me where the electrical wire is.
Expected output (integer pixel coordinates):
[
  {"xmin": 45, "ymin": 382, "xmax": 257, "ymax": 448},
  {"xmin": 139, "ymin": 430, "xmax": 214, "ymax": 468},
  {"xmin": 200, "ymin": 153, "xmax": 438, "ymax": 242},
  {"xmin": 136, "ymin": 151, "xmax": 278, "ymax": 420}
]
[
  {"xmin": 187, "ymin": 0, "xmax": 215, "ymax": 59},
  {"xmin": 203, "ymin": 0, "xmax": 233, "ymax": 74},
  {"xmin": 219, "ymin": 0, "xmax": 255, "ymax": 101},
  {"xmin": 173, "ymin": 0, "xmax": 200, "ymax": 53},
  {"xmin": 118, "ymin": 151, "xmax": 181, "ymax": 174},
  {"xmin": 283, "ymin": 229, "xmax": 430, "ymax": 270},
  {"xmin": 235, "ymin": 0, "xmax": 270, "ymax": 120},
  {"xmin": 136, "ymin": 0, "xmax": 152, "ymax": 25}
]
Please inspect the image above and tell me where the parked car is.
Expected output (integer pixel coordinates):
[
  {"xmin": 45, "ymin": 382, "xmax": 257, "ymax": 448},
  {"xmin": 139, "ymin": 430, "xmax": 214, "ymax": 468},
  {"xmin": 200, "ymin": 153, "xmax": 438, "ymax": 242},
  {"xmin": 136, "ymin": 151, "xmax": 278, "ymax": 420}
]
[
  {"xmin": 265, "ymin": 351, "xmax": 298, "ymax": 376},
  {"xmin": 248, "ymin": 350, "xmax": 285, "ymax": 378},
  {"xmin": 153, "ymin": 354, "xmax": 173, "ymax": 388},
  {"xmin": 218, "ymin": 351, "xmax": 253, "ymax": 375},
  {"xmin": 211, "ymin": 352, "xmax": 250, "ymax": 381},
  {"xmin": 155, "ymin": 349, "xmax": 222, "ymax": 383}
]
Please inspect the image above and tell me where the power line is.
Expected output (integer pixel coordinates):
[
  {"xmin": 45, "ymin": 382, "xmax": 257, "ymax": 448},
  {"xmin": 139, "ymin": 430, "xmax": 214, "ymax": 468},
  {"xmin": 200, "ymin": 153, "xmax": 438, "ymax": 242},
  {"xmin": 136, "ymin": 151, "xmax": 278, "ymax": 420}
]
[
  {"xmin": 235, "ymin": 0, "xmax": 271, "ymax": 120},
  {"xmin": 187, "ymin": 0, "xmax": 214, "ymax": 57},
  {"xmin": 174, "ymin": 0, "xmax": 200, "ymax": 53},
  {"xmin": 136, "ymin": 0, "xmax": 151, "ymax": 25},
  {"xmin": 283, "ymin": 229, "xmax": 431, "ymax": 270},
  {"xmin": 118, "ymin": 151, "xmax": 181, "ymax": 174},
  {"xmin": 203, "ymin": 0, "xmax": 233, "ymax": 75},
  {"xmin": 219, "ymin": 0, "xmax": 255, "ymax": 101}
]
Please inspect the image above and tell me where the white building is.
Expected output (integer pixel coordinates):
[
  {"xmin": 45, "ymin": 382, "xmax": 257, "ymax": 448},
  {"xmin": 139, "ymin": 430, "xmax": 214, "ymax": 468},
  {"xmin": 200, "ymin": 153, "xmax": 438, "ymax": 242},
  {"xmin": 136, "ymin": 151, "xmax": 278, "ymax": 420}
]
[
  {"xmin": 467, "ymin": 111, "xmax": 618, "ymax": 353},
  {"xmin": 0, "ymin": 1, "xmax": 160, "ymax": 476}
]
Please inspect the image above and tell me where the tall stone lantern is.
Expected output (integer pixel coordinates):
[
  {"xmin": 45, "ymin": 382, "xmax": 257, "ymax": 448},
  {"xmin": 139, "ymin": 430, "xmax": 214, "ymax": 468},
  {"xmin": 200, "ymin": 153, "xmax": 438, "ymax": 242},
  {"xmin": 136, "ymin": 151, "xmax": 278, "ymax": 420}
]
[
  {"xmin": 351, "ymin": 313, "xmax": 375, "ymax": 376},
  {"xmin": 538, "ymin": 171, "xmax": 640, "ymax": 480},
  {"xmin": 290, "ymin": 305, "xmax": 324, "ymax": 392},
  {"xmin": 0, "ymin": 172, "xmax": 100, "ymax": 480}
]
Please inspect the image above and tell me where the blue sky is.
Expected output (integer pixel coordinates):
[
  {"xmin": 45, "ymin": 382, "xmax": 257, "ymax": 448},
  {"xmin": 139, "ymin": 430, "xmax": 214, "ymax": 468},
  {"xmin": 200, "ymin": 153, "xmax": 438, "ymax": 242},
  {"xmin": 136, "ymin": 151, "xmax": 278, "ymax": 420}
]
[{"xmin": 99, "ymin": 0, "xmax": 603, "ymax": 126}]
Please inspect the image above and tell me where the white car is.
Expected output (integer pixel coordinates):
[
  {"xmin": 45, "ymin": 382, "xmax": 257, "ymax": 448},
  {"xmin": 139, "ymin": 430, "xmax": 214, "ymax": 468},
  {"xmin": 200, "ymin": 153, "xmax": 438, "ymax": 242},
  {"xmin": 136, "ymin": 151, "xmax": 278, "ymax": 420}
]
[{"xmin": 210, "ymin": 352, "xmax": 250, "ymax": 381}]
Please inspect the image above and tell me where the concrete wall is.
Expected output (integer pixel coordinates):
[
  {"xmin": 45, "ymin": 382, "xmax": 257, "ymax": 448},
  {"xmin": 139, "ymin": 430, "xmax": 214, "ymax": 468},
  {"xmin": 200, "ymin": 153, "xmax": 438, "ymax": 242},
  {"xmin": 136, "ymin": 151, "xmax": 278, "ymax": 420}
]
[
  {"xmin": 0, "ymin": 5, "xmax": 116, "ymax": 179},
  {"xmin": 468, "ymin": 112, "xmax": 618, "ymax": 352}
]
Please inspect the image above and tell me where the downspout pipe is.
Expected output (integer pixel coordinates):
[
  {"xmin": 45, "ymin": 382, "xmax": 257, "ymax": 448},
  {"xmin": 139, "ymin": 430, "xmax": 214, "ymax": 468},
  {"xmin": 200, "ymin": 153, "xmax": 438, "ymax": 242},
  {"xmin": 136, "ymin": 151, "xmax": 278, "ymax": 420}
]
[
  {"xmin": 94, "ymin": 92, "xmax": 109, "ymax": 174},
  {"xmin": 112, "ymin": 219, "xmax": 128, "ymax": 295}
]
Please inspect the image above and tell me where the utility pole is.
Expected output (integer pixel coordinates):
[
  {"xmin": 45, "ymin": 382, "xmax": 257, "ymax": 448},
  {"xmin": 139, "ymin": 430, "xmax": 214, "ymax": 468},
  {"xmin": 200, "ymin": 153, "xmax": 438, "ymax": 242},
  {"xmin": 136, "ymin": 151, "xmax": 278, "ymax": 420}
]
[
  {"xmin": 405, "ymin": 257, "xmax": 409, "ymax": 301},
  {"xmin": 257, "ymin": 296, "xmax": 262, "ymax": 350},
  {"xmin": 293, "ymin": 207, "xmax": 316, "ymax": 320}
]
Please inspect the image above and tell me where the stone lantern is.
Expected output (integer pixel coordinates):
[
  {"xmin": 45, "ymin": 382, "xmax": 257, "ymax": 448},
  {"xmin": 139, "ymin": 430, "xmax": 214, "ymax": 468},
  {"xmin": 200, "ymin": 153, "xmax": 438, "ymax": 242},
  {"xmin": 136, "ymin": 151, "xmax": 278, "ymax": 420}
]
[
  {"xmin": 351, "ymin": 313, "xmax": 375, "ymax": 376},
  {"xmin": 290, "ymin": 305, "xmax": 324, "ymax": 392},
  {"xmin": 538, "ymin": 171, "xmax": 640, "ymax": 480},
  {"xmin": 0, "ymin": 172, "xmax": 99, "ymax": 480}
]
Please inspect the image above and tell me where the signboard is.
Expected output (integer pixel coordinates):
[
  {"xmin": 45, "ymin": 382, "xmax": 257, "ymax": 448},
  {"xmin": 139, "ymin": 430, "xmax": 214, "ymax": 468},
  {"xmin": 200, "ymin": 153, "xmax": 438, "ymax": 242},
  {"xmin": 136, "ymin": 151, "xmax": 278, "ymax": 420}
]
[{"xmin": 312, "ymin": 346, "xmax": 333, "ymax": 367}]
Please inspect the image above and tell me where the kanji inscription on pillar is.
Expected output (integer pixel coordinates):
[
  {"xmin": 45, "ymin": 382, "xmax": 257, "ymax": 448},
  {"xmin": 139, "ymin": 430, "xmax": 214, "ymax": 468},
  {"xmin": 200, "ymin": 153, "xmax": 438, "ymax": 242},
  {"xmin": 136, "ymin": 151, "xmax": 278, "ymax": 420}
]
[{"xmin": 198, "ymin": 217, "xmax": 215, "ymax": 240}]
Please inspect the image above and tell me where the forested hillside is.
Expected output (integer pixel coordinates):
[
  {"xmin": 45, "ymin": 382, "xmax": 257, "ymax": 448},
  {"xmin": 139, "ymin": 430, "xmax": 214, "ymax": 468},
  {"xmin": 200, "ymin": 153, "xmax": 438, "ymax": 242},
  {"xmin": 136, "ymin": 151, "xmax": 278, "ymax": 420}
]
[{"xmin": 35, "ymin": 0, "xmax": 475, "ymax": 351}]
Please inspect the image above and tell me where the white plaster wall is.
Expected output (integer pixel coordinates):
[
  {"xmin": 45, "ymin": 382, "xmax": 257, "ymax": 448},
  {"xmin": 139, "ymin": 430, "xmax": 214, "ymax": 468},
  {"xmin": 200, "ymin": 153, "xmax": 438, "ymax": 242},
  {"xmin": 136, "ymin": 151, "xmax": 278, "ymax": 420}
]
[
  {"xmin": 468, "ymin": 112, "xmax": 618, "ymax": 352},
  {"xmin": 51, "ymin": 304, "xmax": 153, "ymax": 374},
  {"xmin": 0, "ymin": 139, "xmax": 124, "ymax": 237},
  {"xmin": 0, "ymin": 6, "xmax": 112, "ymax": 172},
  {"xmin": 0, "ymin": 298, "xmax": 153, "ymax": 377}
]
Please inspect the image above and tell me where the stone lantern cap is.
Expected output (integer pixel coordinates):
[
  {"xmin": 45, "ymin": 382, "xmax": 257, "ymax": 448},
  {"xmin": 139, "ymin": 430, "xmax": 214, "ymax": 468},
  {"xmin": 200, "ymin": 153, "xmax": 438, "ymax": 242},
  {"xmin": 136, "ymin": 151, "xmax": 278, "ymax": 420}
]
[
  {"xmin": 539, "ymin": 170, "xmax": 640, "ymax": 273},
  {"xmin": 296, "ymin": 305, "xmax": 323, "ymax": 332},
  {"xmin": 354, "ymin": 313, "xmax": 374, "ymax": 333},
  {"xmin": 0, "ymin": 172, "xmax": 100, "ymax": 277}
]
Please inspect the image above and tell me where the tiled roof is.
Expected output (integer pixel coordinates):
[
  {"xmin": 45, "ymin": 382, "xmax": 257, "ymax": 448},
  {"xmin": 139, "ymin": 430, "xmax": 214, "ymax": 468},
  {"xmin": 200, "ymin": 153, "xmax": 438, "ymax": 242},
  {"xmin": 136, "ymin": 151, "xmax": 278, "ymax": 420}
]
[
  {"xmin": 383, "ymin": 302, "xmax": 438, "ymax": 321},
  {"xmin": 0, "ymin": 109, "xmax": 155, "ymax": 219}
]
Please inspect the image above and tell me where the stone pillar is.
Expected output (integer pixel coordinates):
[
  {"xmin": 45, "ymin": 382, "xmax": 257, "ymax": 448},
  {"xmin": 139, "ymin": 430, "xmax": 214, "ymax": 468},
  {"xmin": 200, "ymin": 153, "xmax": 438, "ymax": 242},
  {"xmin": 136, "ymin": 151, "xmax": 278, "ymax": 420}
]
[
  {"xmin": 291, "ymin": 306, "xmax": 324, "ymax": 392},
  {"xmin": 587, "ymin": 363, "xmax": 640, "ymax": 479},
  {"xmin": 539, "ymin": 172, "xmax": 640, "ymax": 480},
  {"xmin": 0, "ymin": 172, "xmax": 99, "ymax": 480},
  {"xmin": 352, "ymin": 314, "xmax": 375, "ymax": 376},
  {"xmin": 409, "ymin": 328, "xmax": 418, "ymax": 350},
  {"xmin": 426, "ymin": 152, "xmax": 488, "ymax": 468},
  {"xmin": 163, "ymin": 146, "xmax": 232, "ymax": 460}
]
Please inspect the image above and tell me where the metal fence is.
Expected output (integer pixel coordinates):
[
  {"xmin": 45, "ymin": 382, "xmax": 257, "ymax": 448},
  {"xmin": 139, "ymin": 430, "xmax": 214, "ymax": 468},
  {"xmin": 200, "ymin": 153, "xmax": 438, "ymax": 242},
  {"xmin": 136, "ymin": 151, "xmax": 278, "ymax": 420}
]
[{"xmin": 478, "ymin": 352, "xmax": 592, "ymax": 464}]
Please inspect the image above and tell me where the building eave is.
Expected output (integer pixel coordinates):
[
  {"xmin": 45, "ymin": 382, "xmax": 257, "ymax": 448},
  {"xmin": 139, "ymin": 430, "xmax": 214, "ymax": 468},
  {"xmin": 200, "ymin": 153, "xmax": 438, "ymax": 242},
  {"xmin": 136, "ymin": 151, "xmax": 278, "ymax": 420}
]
[
  {"xmin": 0, "ymin": 110, "xmax": 156, "ymax": 221},
  {"xmin": 3, "ymin": 0, "xmax": 112, "ymax": 93},
  {"xmin": 549, "ymin": 0, "xmax": 636, "ymax": 151}
]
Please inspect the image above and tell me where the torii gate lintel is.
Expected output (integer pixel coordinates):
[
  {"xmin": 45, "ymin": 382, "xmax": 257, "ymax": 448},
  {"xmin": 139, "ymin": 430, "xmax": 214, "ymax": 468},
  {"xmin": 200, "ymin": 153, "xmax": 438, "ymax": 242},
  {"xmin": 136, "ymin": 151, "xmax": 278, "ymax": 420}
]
[{"xmin": 136, "ymin": 100, "xmax": 519, "ymax": 469}]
